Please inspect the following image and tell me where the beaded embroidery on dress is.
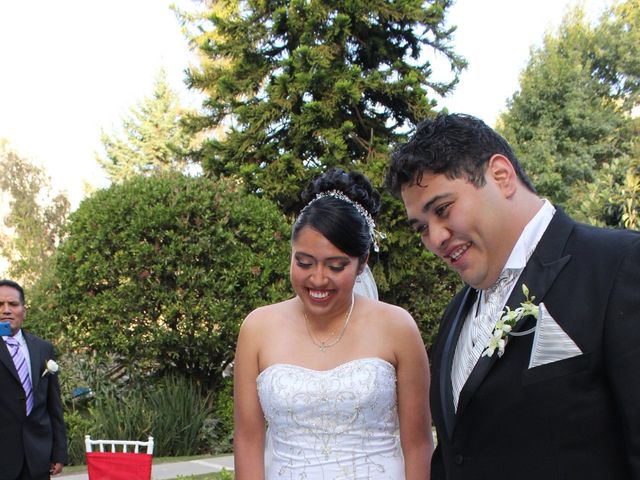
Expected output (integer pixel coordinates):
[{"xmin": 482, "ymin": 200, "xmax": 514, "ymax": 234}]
[{"xmin": 257, "ymin": 357, "xmax": 404, "ymax": 479}]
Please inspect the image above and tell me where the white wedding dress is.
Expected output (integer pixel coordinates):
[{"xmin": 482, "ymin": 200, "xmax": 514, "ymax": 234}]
[{"xmin": 257, "ymin": 357, "xmax": 405, "ymax": 479}]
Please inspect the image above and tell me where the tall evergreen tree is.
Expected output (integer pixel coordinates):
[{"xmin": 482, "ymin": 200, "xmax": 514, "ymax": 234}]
[
  {"xmin": 590, "ymin": 0, "xmax": 640, "ymax": 111},
  {"xmin": 98, "ymin": 70, "xmax": 195, "ymax": 183},
  {"xmin": 0, "ymin": 140, "xmax": 70, "ymax": 286},
  {"xmin": 497, "ymin": 0, "xmax": 639, "ymax": 215},
  {"xmin": 178, "ymin": 0, "xmax": 465, "ymax": 213}
]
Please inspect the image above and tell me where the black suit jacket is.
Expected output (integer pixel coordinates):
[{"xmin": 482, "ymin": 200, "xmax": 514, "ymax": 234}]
[
  {"xmin": 430, "ymin": 209, "xmax": 640, "ymax": 480},
  {"xmin": 0, "ymin": 331, "xmax": 68, "ymax": 479}
]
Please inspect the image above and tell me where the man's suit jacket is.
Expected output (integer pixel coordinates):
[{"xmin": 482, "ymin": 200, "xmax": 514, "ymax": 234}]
[
  {"xmin": 0, "ymin": 331, "xmax": 68, "ymax": 479},
  {"xmin": 430, "ymin": 209, "xmax": 640, "ymax": 480}
]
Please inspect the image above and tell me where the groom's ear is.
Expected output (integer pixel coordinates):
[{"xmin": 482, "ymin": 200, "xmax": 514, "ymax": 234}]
[{"xmin": 487, "ymin": 154, "xmax": 517, "ymax": 198}]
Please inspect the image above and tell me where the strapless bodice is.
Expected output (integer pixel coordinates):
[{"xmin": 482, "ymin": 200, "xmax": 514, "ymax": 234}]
[{"xmin": 257, "ymin": 357, "xmax": 404, "ymax": 479}]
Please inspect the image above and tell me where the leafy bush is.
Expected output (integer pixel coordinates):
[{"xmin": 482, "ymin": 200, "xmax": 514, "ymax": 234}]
[
  {"xmin": 57, "ymin": 350, "xmax": 218, "ymax": 463},
  {"xmin": 200, "ymin": 377, "xmax": 234, "ymax": 454},
  {"xmin": 29, "ymin": 173, "xmax": 291, "ymax": 391},
  {"xmin": 145, "ymin": 375, "xmax": 213, "ymax": 456},
  {"xmin": 89, "ymin": 387, "xmax": 153, "ymax": 445},
  {"xmin": 64, "ymin": 409, "xmax": 94, "ymax": 465},
  {"xmin": 57, "ymin": 350, "xmax": 152, "ymax": 464},
  {"xmin": 89, "ymin": 374, "xmax": 211, "ymax": 457}
]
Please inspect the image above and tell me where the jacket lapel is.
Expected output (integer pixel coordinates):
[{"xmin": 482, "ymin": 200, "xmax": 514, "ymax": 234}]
[
  {"xmin": 454, "ymin": 208, "xmax": 574, "ymax": 421},
  {"xmin": 439, "ymin": 286, "xmax": 477, "ymax": 439},
  {"xmin": 0, "ymin": 339, "xmax": 21, "ymax": 382}
]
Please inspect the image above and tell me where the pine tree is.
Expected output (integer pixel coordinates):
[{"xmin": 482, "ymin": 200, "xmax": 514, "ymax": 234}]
[
  {"xmin": 0, "ymin": 140, "xmax": 70, "ymax": 286},
  {"xmin": 178, "ymin": 0, "xmax": 465, "ymax": 212},
  {"xmin": 497, "ymin": 0, "xmax": 639, "ymax": 216},
  {"xmin": 98, "ymin": 70, "xmax": 195, "ymax": 183}
]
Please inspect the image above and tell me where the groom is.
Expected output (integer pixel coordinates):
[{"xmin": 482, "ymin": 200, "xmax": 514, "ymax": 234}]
[{"xmin": 385, "ymin": 113, "xmax": 640, "ymax": 479}]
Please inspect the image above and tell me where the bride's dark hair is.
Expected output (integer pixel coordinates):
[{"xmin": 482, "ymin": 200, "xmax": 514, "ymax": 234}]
[{"xmin": 293, "ymin": 168, "xmax": 380, "ymax": 264}]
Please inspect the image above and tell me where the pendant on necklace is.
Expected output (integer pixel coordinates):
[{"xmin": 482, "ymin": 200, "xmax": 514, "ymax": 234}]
[{"xmin": 304, "ymin": 293, "xmax": 356, "ymax": 353}]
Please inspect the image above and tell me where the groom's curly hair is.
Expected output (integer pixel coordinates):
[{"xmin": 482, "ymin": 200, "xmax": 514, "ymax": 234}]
[{"xmin": 385, "ymin": 113, "xmax": 536, "ymax": 197}]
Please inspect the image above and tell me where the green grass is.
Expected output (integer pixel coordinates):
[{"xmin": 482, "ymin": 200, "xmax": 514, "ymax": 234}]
[{"xmin": 175, "ymin": 473, "xmax": 233, "ymax": 480}]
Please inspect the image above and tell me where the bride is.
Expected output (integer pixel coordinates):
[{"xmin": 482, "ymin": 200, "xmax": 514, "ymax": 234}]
[{"xmin": 233, "ymin": 169, "xmax": 433, "ymax": 479}]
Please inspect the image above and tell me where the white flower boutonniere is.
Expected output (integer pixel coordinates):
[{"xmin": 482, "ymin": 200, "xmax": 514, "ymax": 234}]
[
  {"xmin": 42, "ymin": 359, "xmax": 59, "ymax": 377},
  {"xmin": 482, "ymin": 284, "xmax": 539, "ymax": 358}
]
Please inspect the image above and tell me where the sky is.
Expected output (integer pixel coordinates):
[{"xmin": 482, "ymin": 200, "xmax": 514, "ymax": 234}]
[
  {"xmin": 0, "ymin": 0, "xmax": 612, "ymax": 210},
  {"xmin": 437, "ymin": 0, "xmax": 612, "ymax": 121}
]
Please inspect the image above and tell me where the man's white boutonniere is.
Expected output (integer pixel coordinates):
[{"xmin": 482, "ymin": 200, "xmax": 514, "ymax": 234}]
[
  {"xmin": 42, "ymin": 359, "xmax": 59, "ymax": 377},
  {"xmin": 482, "ymin": 284, "xmax": 539, "ymax": 358}
]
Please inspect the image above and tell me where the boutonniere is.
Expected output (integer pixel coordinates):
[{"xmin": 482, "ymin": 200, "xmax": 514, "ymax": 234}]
[
  {"xmin": 41, "ymin": 359, "xmax": 59, "ymax": 377},
  {"xmin": 482, "ymin": 284, "xmax": 539, "ymax": 358}
]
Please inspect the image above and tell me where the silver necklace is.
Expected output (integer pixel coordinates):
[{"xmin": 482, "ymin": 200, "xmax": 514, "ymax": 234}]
[{"xmin": 304, "ymin": 293, "xmax": 355, "ymax": 352}]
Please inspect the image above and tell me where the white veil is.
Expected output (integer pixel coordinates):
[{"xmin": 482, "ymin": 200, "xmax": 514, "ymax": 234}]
[{"xmin": 353, "ymin": 264, "xmax": 378, "ymax": 300}]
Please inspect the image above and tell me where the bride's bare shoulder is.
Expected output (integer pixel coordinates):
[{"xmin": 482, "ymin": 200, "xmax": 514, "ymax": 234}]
[{"xmin": 241, "ymin": 298, "xmax": 296, "ymax": 332}]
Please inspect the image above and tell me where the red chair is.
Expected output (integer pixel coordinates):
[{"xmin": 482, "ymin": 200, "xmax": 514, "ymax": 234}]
[{"xmin": 85, "ymin": 435, "xmax": 154, "ymax": 480}]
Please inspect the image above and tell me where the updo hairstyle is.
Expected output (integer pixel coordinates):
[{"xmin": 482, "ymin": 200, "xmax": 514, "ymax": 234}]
[{"xmin": 293, "ymin": 169, "xmax": 381, "ymax": 265}]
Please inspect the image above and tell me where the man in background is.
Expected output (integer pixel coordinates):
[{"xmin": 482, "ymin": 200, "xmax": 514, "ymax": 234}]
[
  {"xmin": 0, "ymin": 279, "xmax": 67, "ymax": 479},
  {"xmin": 385, "ymin": 113, "xmax": 640, "ymax": 479}
]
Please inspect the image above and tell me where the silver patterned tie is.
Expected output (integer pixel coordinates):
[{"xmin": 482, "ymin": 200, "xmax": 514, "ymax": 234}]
[
  {"xmin": 472, "ymin": 269, "xmax": 517, "ymax": 348},
  {"xmin": 451, "ymin": 268, "xmax": 519, "ymax": 409},
  {"xmin": 4, "ymin": 336, "xmax": 33, "ymax": 415}
]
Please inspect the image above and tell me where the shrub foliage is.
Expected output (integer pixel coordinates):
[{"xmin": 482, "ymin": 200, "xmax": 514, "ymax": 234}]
[{"xmin": 32, "ymin": 173, "xmax": 291, "ymax": 390}]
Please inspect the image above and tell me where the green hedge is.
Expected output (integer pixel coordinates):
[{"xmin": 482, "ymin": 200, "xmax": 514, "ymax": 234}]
[{"xmin": 29, "ymin": 173, "xmax": 292, "ymax": 389}]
